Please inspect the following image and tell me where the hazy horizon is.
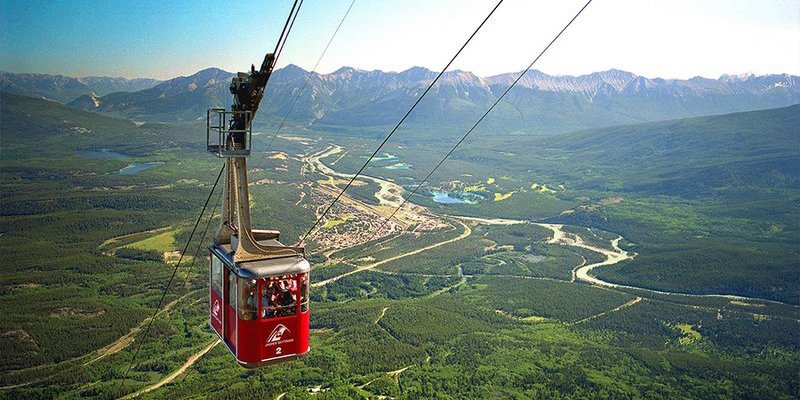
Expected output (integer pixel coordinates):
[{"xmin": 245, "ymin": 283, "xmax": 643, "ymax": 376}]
[
  {"xmin": 3, "ymin": 63, "xmax": 797, "ymax": 83},
  {"xmin": 1, "ymin": 0, "xmax": 798, "ymax": 81}
]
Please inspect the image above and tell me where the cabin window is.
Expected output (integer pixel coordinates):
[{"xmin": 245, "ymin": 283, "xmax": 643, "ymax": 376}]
[
  {"xmin": 228, "ymin": 274, "xmax": 236, "ymax": 311},
  {"xmin": 262, "ymin": 276, "xmax": 297, "ymax": 318},
  {"xmin": 210, "ymin": 255, "xmax": 223, "ymax": 297},
  {"xmin": 300, "ymin": 274, "xmax": 309, "ymax": 312},
  {"xmin": 239, "ymin": 279, "xmax": 257, "ymax": 321}
]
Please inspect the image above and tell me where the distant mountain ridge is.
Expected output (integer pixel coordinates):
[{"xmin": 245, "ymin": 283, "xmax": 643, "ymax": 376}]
[
  {"xmin": 485, "ymin": 69, "xmax": 799, "ymax": 98},
  {"xmin": 57, "ymin": 65, "xmax": 800, "ymax": 132},
  {"xmin": 0, "ymin": 71, "xmax": 161, "ymax": 103},
  {"xmin": 67, "ymin": 68, "xmax": 235, "ymax": 123}
]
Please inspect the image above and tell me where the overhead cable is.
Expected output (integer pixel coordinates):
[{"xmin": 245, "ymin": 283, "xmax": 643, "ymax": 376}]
[{"xmin": 297, "ymin": 0, "xmax": 506, "ymax": 246}]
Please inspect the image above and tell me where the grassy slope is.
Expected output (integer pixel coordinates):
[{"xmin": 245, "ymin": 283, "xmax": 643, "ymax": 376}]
[
  {"xmin": 542, "ymin": 106, "xmax": 800, "ymax": 303},
  {"xmin": 1, "ymin": 93, "xmax": 798, "ymax": 398},
  {"xmin": 0, "ymin": 92, "xmax": 313, "ymax": 374},
  {"xmin": 365, "ymin": 105, "xmax": 800, "ymax": 302}
]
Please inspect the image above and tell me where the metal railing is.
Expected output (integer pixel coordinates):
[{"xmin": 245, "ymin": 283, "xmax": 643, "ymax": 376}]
[{"xmin": 207, "ymin": 108, "xmax": 253, "ymax": 158}]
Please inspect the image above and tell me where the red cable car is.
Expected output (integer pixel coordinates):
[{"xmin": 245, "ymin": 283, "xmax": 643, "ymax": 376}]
[
  {"xmin": 206, "ymin": 52, "xmax": 310, "ymax": 367},
  {"xmin": 209, "ymin": 239, "xmax": 310, "ymax": 367}
]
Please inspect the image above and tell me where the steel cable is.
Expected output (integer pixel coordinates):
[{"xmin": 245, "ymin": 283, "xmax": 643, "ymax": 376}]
[
  {"xmin": 118, "ymin": 163, "xmax": 225, "ymax": 389},
  {"xmin": 323, "ymin": 0, "xmax": 594, "ymax": 266},
  {"xmin": 297, "ymin": 0, "xmax": 506, "ymax": 246}
]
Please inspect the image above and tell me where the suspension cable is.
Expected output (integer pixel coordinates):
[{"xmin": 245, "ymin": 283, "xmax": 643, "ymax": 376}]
[
  {"xmin": 273, "ymin": 0, "xmax": 303, "ymax": 64},
  {"xmin": 118, "ymin": 163, "xmax": 224, "ymax": 388},
  {"xmin": 327, "ymin": 0, "xmax": 593, "ymax": 263},
  {"xmin": 183, "ymin": 187, "xmax": 224, "ymax": 288},
  {"xmin": 254, "ymin": 0, "xmax": 358, "ymax": 171},
  {"xmin": 297, "ymin": 0, "xmax": 505, "ymax": 246}
]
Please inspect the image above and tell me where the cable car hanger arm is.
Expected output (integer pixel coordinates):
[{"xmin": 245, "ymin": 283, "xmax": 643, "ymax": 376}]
[{"xmin": 229, "ymin": 53, "xmax": 276, "ymax": 131}]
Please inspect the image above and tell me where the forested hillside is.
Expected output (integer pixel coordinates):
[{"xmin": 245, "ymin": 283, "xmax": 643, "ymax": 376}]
[{"xmin": 1, "ymin": 89, "xmax": 798, "ymax": 399}]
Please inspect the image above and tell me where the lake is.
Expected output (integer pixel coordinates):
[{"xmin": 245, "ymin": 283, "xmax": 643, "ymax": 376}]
[
  {"xmin": 77, "ymin": 148, "xmax": 162, "ymax": 175},
  {"xmin": 430, "ymin": 191, "xmax": 475, "ymax": 204},
  {"xmin": 369, "ymin": 153, "xmax": 399, "ymax": 162},
  {"xmin": 385, "ymin": 163, "xmax": 411, "ymax": 170},
  {"xmin": 117, "ymin": 162, "xmax": 164, "ymax": 175},
  {"xmin": 77, "ymin": 149, "xmax": 131, "ymax": 158}
]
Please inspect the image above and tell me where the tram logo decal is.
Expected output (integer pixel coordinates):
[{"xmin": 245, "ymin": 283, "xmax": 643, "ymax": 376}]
[
  {"xmin": 212, "ymin": 299, "xmax": 221, "ymax": 322},
  {"xmin": 266, "ymin": 324, "xmax": 294, "ymax": 347}
]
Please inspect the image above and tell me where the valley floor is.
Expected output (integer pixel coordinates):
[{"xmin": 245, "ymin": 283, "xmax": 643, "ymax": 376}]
[{"xmin": 2, "ymin": 135, "xmax": 798, "ymax": 400}]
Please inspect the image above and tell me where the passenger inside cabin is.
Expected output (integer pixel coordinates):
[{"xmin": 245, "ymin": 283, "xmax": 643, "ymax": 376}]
[
  {"xmin": 262, "ymin": 291, "xmax": 271, "ymax": 318},
  {"xmin": 244, "ymin": 291, "xmax": 256, "ymax": 321},
  {"xmin": 261, "ymin": 277, "xmax": 297, "ymax": 318},
  {"xmin": 275, "ymin": 278, "xmax": 297, "ymax": 316},
  {"xmin": 300, "ymin": 275, "xmax": 309, "ymax": 312},
  {"xmin": 264, "ymin": 280, "xmax": 281, "ymax": 319},
  {"xmin": 247, "ymin": 291, "xmax": 256, "ymax": 313}
]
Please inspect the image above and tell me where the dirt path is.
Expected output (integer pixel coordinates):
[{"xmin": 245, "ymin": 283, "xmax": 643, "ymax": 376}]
[
  {"xmin": 1, "ymin": 290, "xmax": 203, "ymax": 391},
  {"xmin": 85, "ymin": 289, "xmax": 202, "ymax": 366},
  {"xmin": 388, "ymin": 365, "xmax": 412, "ymax": 377},
  {"xmin": 375, "ymin": 307, "xmax": 389, "ymax": 324},
  {"xmin": 572, "ymin": 297, "xmax": 643, "ymax": 325},
  {"xmin": 356, "ymin": 363, "xmax": 414, "ymax": 391},
  {"xmin": 122, "ymin": 339, "xmax": 220, "ymax": 399},
  {"xmin": 313, "ymin": 220, "xmax": 472, "ymax": 287}
]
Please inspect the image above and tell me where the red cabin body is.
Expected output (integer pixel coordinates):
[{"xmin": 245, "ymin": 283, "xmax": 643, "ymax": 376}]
[{"xmin": 209, "ymin": 242, "xmax": 310, "ymax": 368}]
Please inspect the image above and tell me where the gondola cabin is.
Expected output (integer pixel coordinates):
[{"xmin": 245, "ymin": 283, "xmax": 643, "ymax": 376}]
[
  {"xmin": 205, "ymin": 52, "xmax": 311, "ymax": 367},
  {"xmin": 209, "ymin": 239, "xmax": 310, "ymax": 367}
]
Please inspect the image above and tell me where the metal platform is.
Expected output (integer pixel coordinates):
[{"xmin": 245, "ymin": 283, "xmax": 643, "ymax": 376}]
[{"xmin": 207, "ymin": 108, "xmax": 253, "ymax": 158}]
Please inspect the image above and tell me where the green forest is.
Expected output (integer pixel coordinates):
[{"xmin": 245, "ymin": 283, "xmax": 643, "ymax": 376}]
[{"xmin": 1, "ymin": 93, "xmax": 798, "ymax": 399}]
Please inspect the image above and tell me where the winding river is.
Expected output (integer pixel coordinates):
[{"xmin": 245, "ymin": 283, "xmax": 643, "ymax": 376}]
[
  {"xmin": 453, "ymin": 216, "xmax": 795, "ymax": 306},
  {"xmin": 310, "ymin": 148, "xmax": 796, "ymax": 307}
]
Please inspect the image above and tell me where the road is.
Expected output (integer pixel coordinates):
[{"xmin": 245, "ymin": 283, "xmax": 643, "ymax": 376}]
[
  {"xmin": 572, "ymin": 297, "xmax": 644, "ymax": 325},
  {"xmin": 85, "ymin": 289, "xmax": 202, "ymax": 366},
  {"xmin": 121, "ymin": 339, "xmax": 220, "ymax": 399},
  {"xmin": 0, "ymin": 146, "xmax": 467, "ymax": 394},
  {"xmin": 42, "ymin": 142, "xmax": 790, "ymax": 399},
  {"xmin": 0, "ymin": 290, "xmax": 203, "ymax": 391}
]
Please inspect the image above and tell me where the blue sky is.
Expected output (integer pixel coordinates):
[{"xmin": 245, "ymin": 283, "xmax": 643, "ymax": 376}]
[{"xmin": 1, "ymin": 0, "xmax": 798, "ymax": 80}]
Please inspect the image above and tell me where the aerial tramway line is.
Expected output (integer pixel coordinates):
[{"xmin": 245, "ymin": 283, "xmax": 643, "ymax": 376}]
[
  {"xmin": 197, "ymin": 0, "xmax": 509, "ymax": 368},
  {"xmin": 205, "ymin": 50, "xmax": 311, "ymax": 367},
  {"xmin": 200, "ymin": 0, "xmax": 313, "ymax": 367},
  {"xmin": 124, "ymin": 0, "xmax": 592, "ymax": 377}
]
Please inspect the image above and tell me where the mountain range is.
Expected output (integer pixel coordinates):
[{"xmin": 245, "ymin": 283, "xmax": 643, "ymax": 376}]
[
  {"xmin": 3, "ymin": 66, "xmax": 798, "ymax": 134},
  {"xmin": 0, "ymin": 72, "xmax": 161, "ymax": 104}
]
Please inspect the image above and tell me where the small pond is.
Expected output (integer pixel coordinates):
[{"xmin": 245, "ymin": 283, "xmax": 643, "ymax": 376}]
[
  {"xmin": 385, "ymin": 163, "xmax": 411, "ymax": 170},
  {"xmin": 369, "ymin": 153, "xmax": 399, "ymax": 162},
  {"xmin": 431, "ymin": 191, "xmax": 475, "ymax": 204},
  {"xmin": 77, "ymin": 149, "xmax": 131, "ymax": 158},
  {"xmin": 117, "ymin": 162, "xmax": 164, "ymax": 175}
]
